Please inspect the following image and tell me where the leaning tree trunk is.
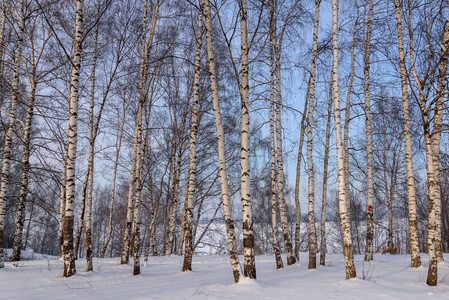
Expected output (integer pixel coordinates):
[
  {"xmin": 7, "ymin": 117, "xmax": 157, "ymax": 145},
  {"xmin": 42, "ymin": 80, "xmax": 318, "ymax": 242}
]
[
  {"xmin": 182, "ymin": 0, "xmax": 204, "ymax": 272},
  {"xmin": 268, "ymin": 0, "xmax": 283, "ymax": 270},
  {"xmin": 431, "ymin": 14, "xmax": 449, "ymax": 263},
  {"xmin": 363, "ymin": 0, "xmax": 374, "ymax": 262},
  {"xmin": 306, "ymin": 0, "xmax": 321, "ymax": 270},
  {"xmin": 320, "ymin": 73, "xmax": 332, "ymax": 266},
  {"xmin": 58, "ymin": 149, "xmax": 68, "ymax": 257},
  {"xmin": 204, "ymin": 0, "xmax": 242, "ymax": 283},
  {"xmin": 331, "ymin": 0, "xmax": 356, "ymax": 280},
  {"xmin": 0, "ymin": 0, "xmax": 25, "ymax": 269},
  {"xmin": 393, "ymin": 0, "xmax": 421, "ymax": 268},
  {"xmin": 239, "ymin": 0, "xmax": 256, "ymax": 278},
  {"xmin": 62, "ymin": 0, "xmax": 84, "ymax": 277}
]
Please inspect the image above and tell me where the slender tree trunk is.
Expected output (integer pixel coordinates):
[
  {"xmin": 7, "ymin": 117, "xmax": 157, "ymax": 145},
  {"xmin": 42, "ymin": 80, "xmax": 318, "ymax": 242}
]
[
  {"xmin": 0, "ymin": 2, "xmax": 5, "ymax": 104},
  {"xmin": 432, "ymin": 14, "xmax": 449, "ymax": 263},
  {"xmin": 11, "ymin": 70, "xmax": 37, "ymax": 262},
  {"xmin": 182, "ymin": 0, "xmax": 204, "ymax": 272},
  {"xmin": 393, "ymin": 0, "xmax": 421, "ymax": 268},
  {"xmin": 101, "ymin": 84, "xmax": 127, "ymax": 258},
  {"xmin": 306, "ymin": 0, "xmax": 321, "ymax": 270},
  {"xmin": 294, "ymin": 82, "xmax": 308, "ymax": 261},
  {"xmin": 58, "ymin": 149, "xmax": 68, "ymax": 257},
  {"xmin": 0, "ymin": 0, "xmax": 25, "ymax": 269},
  {"xmin": 363, "ymin": 0, "xmax": 374, "ymax": 262},
  {"xmin": 320, "ymin": 73, "xmax": 332, "ymax": 266},
  {"xmin": 343, "ymin": 0, "xmax": 359, "ymax": 228},
  {"xmin": 331, "ymin": 0, "xmax": 356, "ymax": 279},
  {"xmin": 239, "ymin": 0, "xmax": 256, "ymax": 278},
  {"xmin": 268, "ymin": 0, "xmax": 283, "ymax": 270},
  {"xmin": 74, "ymin": 166, "xmax": 90, "ymax": 259},
  {"xmin": 204, "ymin": 0, "xmax": 242, "ymax": 283},
  {"xmin": 63, "ymin": 0, "xmax": 84, "ymax": 277}
]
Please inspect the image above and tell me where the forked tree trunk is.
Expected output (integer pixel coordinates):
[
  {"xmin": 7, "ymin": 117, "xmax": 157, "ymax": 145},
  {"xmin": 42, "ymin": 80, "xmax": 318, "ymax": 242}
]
[
  {"xmin": 63, "ymin": 0, "xmax": 84, "ymax": 277},
  {"xmin": 182, "ymin": 0, "xmax": 204, "ymax": 272},
  {"xmin": 331, "ymin": 0, "xmax": 357, "ymax": 280},
  {"xmin": 320, "ymin": 73, "xmax": 332, "ymax": 266},
  {"xmin": 363, "ymin": 0, "xmax": 374, "ymax": 262},
  {"xmin": 121, "ymin": 0, "xmax": 159, "ymax": 265},
  {"xmin": 392, "ymin": 0, "xmax": 420, "ymax": 268},
  {"xmin": 0, "ymin": 0, "xmax": 25, "ymax": 269},
  {"xmin": 239, "ymin": 0, "xmax": 256, "ymax": 278},
  {"xmin": 268, "ymin": 0, "xmax": 283, "ymax": 270},
  {"xmin": 306, "ymin": 0, "xmax": 321, "ymax": 270},
  {"xmin": 204, "ymin": 0, "xmax": 242, "ymax": 283}
]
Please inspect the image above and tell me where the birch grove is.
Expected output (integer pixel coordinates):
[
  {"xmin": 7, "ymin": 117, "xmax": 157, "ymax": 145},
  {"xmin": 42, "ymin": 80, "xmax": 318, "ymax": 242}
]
[{"xmin": 0, "ymin": 0, "xmax": 447, "ymax": 288}]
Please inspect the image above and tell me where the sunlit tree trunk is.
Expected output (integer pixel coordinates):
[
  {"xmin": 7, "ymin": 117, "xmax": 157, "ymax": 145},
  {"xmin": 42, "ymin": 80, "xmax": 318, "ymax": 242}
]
[
  {"xmin": 268, "ymin": 0, "xmax": 283, "ymax": 270},
  {"xmin": 239, "ymin": 0, "xmax": 256, "ymax": 278},
  {"xmin": 320, "ymin": 73, "xmax": 332, "ymax": 266},
  {"xmin": 331, "ymin": 0, "xmax": 356, "ymax": 279},
  {"xmin": 62, "ymin": 0, "xmax": 84, "ymax": 277},
  {"xmin": 306, "ymin": 0, "xmax": 321, "ymax": 270},
  {"xmin": 182, "ymin": 0, "xmax": 204, "ymax": 272},
  {"xmin": 363, "ymin": 0, "xmax": 374, "ymax": 262},
  {"xmin": 204, "ymin": 0, "xmax": 242, "ymax": 283}
]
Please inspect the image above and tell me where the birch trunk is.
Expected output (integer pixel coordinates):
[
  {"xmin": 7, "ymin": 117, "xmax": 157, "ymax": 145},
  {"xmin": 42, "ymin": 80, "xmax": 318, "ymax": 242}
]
[
  {"xmin": 0, "ymin": 2, "xmax": 5, "ymax": 102},
  {"xmin": 182, "ymin": 0, "xmax": 204, "ymax": 272},
  {"xmin": 239, "ymin": 0, "xmax": 256, "ymax": 278},
  {"xmin": 393, "ymin": 0, "xmax": 421, "ymax": 268},
  {"xmin": 331, "ymin": 0, "xmax": 356, "ymax": 279},
  {"xmin": 63, "ymin": 0, "xmax": 84, "ymax": 277},
  {"xmin": 320, "ymin": 73, "xmax": 333, "ymax": 266},
  {"xmin": 11, "ymin": 71, "xmax": 37, "ymax": 262},
  {"xmin": 306, "ymin": 0, "xmax": 321, "ymax": 270},
  {"xmin": 363, "ymin": 0, "xmax": 374, "ymax": 262},
  {"xmin": 58, "ymin": 150, "xmax": 68, "ymax": 257},
  {"xmin": 294, "ymin": 82, "xmax": 308, "ymax": 261},
  {"xmin": 0, "ymin": 0, "xmax": 25, "ymax": 269},
  {"xmin": 343, "ymin": 0, "xmax": 359, "ymax": 227},
  {"xmin": 405, "ymin": 0, "xmax": 437, "ymax": 283},
  {"xmin": 431, "ymin": 14, "xmax": 449, "ymax": 263},
  {"xmin": 268, "ymin": 0, "xmax": 283, "ymax": 269},
  {"xmin": 121, "ymin": 0, "xmax": 159, "ymax": 265},
  {"xmin": 204, "ymin": 0, "xmax": 242, "ymax": 283},
  {"xmin": 85, "ymin": 1, "xmax": 100, "ymax": 270}
]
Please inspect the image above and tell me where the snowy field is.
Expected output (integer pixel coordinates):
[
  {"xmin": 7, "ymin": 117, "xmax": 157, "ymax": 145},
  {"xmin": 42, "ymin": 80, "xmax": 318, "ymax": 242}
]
[{"xmin": 1, "ymin": 252, "xmax": 449, "ymax": 299}]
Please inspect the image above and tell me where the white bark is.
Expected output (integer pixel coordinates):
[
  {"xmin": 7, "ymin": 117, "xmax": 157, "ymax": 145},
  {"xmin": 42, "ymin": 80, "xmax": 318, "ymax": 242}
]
[
  {"xmin": 204, "ymin": 0, "xmax": 242, "ymax": 283},
  {"xmin": 63, "ymin": 0, "xmax": 84, "ymax": 277},
  {"xmin": 331, "ymin": 0, "xmax": 356, "ymax": 279},
  {"xmin": 393, "ymin": 0, "xmax": 420, "ymax": 268},
  {"xmin": 306, "ymin": 0, "xmax": 321, "ymax": 270},
  {"xmin": 363, "ymin": 0, "xmax": 374, "ymax": 262},
  {"xmin": 0, "ymin": 0, "xmax": 25, "ymax": 269},
  {"xmin": 182, "ymin": 0, "xmax": 204, "ymax": 272}
]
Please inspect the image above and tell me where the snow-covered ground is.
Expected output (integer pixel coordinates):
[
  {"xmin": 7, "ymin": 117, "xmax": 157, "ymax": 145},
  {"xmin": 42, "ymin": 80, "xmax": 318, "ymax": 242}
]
[{"xmin": 1, "ymin": 252, "xmax": 448, "ymax": 299}]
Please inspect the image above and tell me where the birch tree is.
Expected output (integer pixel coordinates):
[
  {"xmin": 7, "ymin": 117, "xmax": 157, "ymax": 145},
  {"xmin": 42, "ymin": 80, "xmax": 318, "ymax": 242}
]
[
  {"xmin": 204, "ymin": 0, "xmax": 242, "ymax": 283},
  {"xmin": 182, "ymin": 0, "xmax": 204, "ymax": 272},
  {"xmin": 63, "ymin": 0, "xmax": 84, "ymax": 277},
  {"xmin": 392, "ymin": 0, "xmax": 421, "ymax": 268},
  {"xmin": 0, "ymin": 0, "xmax": 26, "ymax": 269},
  {"xmin": 331, "ymin": 0, "xmax": 356, "ymax": 279},
  {"xmin": 306, "ymin": 0, "xmax": 321, "ymax": 270},
  {"xmin": 363, "ymin": 0, "xmax": 374, "ymax": 262}
]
